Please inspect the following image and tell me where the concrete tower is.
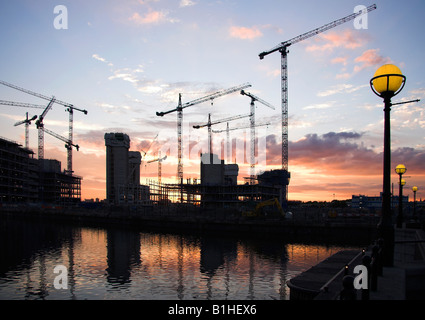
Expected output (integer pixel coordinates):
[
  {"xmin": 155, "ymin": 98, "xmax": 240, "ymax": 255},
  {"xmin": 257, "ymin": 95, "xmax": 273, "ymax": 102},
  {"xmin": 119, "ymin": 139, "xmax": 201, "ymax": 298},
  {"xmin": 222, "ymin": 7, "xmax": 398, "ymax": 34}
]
[{"xmin": 105, "ymin": 133, "xmax": 130, "ymax": 204}]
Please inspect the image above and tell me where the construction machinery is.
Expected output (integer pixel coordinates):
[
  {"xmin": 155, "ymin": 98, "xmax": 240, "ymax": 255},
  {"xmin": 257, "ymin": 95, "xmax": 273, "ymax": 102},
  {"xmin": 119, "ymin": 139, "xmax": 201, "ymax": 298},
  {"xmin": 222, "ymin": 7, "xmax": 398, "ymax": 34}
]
[
  {"xmin": 14, "ymin": 112, "xmax": 38, "ymax": 149},
  {"xmin": 156, "ymin": 83, "xmax": 251, "ymax": 202},
  {"xmin": 242, "ymin": 198, "xmax": 291, "ymax": 218},
  {"xmin": 0, "ymin": 80, "xmax": 88, "ymax": 175},
  {"xmin": 193, "ymin": 112, "xmax": 251, "ymax": 156},
  {"xmin": 240, "ymin": 90, "xmax": 275, "ymax": 183},
  {"xmin": 259, "ymin": 4, "xmax": 377, "ymax": 198}
]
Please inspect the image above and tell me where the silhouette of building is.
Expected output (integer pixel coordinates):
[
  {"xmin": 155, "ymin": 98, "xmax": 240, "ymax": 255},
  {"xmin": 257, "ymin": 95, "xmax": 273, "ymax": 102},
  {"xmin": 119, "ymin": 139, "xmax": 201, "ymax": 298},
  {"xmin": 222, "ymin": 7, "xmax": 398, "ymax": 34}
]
[
  {"xmin": 200, "ymin": 153, "xmax": 239, "ymax": 186},
  {"xmin": 0, "ymin": 136, "xmax": 81, "ymax": 205},
  {"xmin": 104, "ymin": 133, "xmax": 149, "ymax": 205},
  {"xmin": 351, "ymin": 193, "xmax": 408, "ymax": 210}
]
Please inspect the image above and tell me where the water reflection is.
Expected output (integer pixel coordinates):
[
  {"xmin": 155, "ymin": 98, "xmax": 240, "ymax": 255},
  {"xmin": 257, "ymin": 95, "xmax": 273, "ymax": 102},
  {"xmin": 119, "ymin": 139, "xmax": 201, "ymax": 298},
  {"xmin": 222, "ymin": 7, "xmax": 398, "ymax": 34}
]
[{"xmin": 0, "ymin": 217, "xmax": 359, "ymax": 300}]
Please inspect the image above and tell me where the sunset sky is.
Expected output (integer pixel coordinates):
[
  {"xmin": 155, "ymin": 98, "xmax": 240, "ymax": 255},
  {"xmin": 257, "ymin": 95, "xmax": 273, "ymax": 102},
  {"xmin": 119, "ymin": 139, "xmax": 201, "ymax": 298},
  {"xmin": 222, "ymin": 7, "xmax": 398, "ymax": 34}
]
[{"xmin": 0, "ymin": 0, "xmax": 424, "ymax": 202}]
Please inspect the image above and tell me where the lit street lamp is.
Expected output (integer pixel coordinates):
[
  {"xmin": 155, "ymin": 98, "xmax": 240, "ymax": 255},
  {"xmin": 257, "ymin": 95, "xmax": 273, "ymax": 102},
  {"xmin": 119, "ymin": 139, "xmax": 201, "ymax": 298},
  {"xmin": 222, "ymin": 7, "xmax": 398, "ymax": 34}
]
[
  {"xmin": 395, "ymin": 164, "xmax": 407, "ymax": 228},
  {"xmin": 370, "ymin": 64, "xmax": 406, "ymax": 267},
  {"xmin": 412, "ymin": 186, "xmax": 418, "ymax": 221}
]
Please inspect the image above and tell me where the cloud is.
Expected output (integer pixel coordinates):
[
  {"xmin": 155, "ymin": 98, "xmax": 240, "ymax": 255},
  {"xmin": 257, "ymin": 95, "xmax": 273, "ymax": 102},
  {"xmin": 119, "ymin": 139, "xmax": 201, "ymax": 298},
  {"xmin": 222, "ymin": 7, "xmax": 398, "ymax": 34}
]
[
  {"xmin": 129, "ymin": 10, "xmax": 179, "ymax": 25},
  {"xmin": 92, "ymin": 54, "xmax": 106, "ymax": 63},
  {"xmin": 317, "ymin": 83, "xmax": 367, "ymax": 97},
  {"xmin": 303, "ymin": 102, "xmax": 335, "ymax": 110},
  {"xmin": 331, "ymin": 56, "xmax": 348, "ymax": 66},
  {"xmin": 180, "ymin": 0, "xmax": 196, "ymax": 7},
  {"xmin": 92, "ymin": 54, "xmax": 113, "ymax": 67},
  {"xmin": 354, "ymin": 49, "xmax": 392, "ymax": 72},
  {"xmin": 335, "ymin": 73, "xmax": 351, "ymax": 80},
  {"xmin": 96, "ymin": 102, "xmax": 131, "ymax": 114},
  {"xmin": 108, "ymin": 67, "xmax": 143, "ymax": 84},
  {"xmin": 229, "ymin": 26, "xmax": 263, "ymax": 40},
  {"xmin": 266, "ymin": 131, "xmax": 425, "ymax": 177},
  {"xmin": 305, "ymin": 30, "xmax": 368, "ymax": 52}
]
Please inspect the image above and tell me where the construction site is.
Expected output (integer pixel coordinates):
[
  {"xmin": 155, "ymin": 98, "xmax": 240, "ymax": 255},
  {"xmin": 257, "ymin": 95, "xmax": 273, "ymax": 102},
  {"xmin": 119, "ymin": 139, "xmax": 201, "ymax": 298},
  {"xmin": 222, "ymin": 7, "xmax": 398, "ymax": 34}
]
[
  {"xmin": 0, "ymin": 80, "xmax": 86, "ymax": 207},
  {"xmin": 1, "ymin": 5, "xmax": 380, "ymax": 214}
]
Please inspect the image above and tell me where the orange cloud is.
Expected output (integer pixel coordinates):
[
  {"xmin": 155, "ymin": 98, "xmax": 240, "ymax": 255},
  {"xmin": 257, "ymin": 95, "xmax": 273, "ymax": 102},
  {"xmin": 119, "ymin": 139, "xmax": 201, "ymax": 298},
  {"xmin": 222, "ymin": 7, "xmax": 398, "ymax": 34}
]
[
  {"xmin": 229, "ymin": 26, "xmax": 262, "ymax": 40},
  {"xmin": 69, "ymin": 129, "xmax": 425, "ymax": 202}
]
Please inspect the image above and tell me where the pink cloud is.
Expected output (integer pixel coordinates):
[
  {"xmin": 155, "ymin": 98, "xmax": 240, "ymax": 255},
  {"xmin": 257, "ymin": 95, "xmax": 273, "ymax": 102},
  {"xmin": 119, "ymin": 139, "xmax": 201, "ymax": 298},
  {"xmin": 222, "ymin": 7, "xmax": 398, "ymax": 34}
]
[
  {"xmin": 354, "ymin": 49, "xmax": 392, "ymax": 72},
  {"xmin": 306, "ymin": 30, "xmax": 368, "ymax": 52},
  {"xmin": 331, "ymin": 56, "xmax": 348, "ymax": 66},
  {"xmin": 129, "ymin": 10, "xmax": 177, "ymax": 25},
  {"xmin": 229, "ymin": 26, "xmax": 263, "ymax": 40}
]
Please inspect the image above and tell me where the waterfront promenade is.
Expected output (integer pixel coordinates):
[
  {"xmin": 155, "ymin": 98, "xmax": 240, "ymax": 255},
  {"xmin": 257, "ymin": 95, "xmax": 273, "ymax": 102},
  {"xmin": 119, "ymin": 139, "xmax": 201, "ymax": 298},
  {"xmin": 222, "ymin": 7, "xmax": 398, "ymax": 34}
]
[{"xmin": 288, "ymin": 226, "xmax": 425, "ymax": 300}]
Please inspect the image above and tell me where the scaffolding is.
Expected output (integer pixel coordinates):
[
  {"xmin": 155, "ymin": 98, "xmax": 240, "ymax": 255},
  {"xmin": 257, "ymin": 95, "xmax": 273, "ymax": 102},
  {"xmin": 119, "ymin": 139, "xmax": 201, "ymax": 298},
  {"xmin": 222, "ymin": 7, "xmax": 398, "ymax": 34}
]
[
  {"xmin": 147, "ymin": 179, "xmax": 282, "ymax": 209},
  {"xmin": 0, "ymin": 136, "xmax": 82, "ymax": 206}
]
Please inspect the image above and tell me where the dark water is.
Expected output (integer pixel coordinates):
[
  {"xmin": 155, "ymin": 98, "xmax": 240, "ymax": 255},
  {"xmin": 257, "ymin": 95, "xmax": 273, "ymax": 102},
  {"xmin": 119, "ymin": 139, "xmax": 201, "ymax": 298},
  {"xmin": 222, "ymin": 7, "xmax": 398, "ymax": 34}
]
[{"xmin": 0, "ymin": 216, "xmax": 360, "ymax": 300}]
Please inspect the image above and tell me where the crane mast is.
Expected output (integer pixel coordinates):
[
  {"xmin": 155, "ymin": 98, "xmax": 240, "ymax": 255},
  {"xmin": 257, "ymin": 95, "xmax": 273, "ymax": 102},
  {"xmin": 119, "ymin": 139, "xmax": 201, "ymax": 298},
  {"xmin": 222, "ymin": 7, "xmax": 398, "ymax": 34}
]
[
  {"xmin": 259, "ymin": 4, "xmax": 377, "ymax": 198},
  {"xmin": 35, "ymin": 97, "xmax": 56, "ymax": 160},
  {"xmin": 14, "ymin": 113, "xmax": 38, "ymax": 149},
  {"xmin": 147, "ymin": 154, "xmax": 167, "ymax": 185},
  {"xmin": 240, "ymin": 90, "xmax": 275, "ymax": 183},
  {"xmin": 156, "ymin": 83, "xmax": 251, "ymax": 202}
]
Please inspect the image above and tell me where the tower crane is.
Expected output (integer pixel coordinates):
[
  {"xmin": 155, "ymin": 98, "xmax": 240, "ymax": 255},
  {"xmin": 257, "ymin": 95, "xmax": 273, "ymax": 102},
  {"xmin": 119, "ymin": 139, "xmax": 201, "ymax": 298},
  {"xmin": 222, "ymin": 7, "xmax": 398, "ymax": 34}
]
[
  {"xmin": 0, "ymin": 100, "xmax": 45, "ymax": 150},
  {"xmin": 0, "ymin": 100, "xmax": 46, "ymax": 110},
  {"xmin": 240, "ymin": 90, "xmax": 275, "ymax": 183},
  {"xmin": 0, "ymin": 80, "xmax": 88, "ymax": 175},
  {"xmin": 43, "ymin": 127, "xmax": 80, "ymax": 152},
  {"xmin": 259, "ymin": 4, "xmax": 377, "ymax": 197},
  {"xmin": 147, "ymin": 154, "xmax": 167, "ymax": 185},
  {"xmin": 193, "ymin": 112, "xmax": 251, "ymax": 156},
  {"xmin": 14, "ymin": 112, "xmax": 38, "ymax": 150},
  {"xmin": 213, "ymin": 121, "xmax": 271, "ymax": 165},
  {"xmin": 156, "ymin": 83, "xmax": 251, "ymax": 202},
  {"xmin": 35, "ymin": 97, "xmax": 56, "ymax": 161}
]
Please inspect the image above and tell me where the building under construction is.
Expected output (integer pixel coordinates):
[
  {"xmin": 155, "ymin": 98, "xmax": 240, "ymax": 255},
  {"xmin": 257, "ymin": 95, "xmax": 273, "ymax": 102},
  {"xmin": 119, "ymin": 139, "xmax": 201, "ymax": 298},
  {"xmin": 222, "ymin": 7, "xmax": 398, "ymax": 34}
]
[
  {"xmin": 148, "ymin": 153, "xmax": 290, "ymax": 209},
  {"xmin": 105, "ymin": 133, "xmax": 150, "ymax": 205},
  {"xmin": 0, "ymin": 136, "xmax": 81, "ymax": 205}
]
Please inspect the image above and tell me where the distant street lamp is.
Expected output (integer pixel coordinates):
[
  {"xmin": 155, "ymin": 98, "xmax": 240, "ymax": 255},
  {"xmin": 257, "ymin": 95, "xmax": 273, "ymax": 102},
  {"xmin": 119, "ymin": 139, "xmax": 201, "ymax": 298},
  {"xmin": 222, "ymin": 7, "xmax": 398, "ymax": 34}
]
[
  {"xmin": 370, "ymin": 64, "xmax": 406, "ymax": 267},
  {"xmin": 412, "ymin": 186, "xmax": 418, "ymax": 221},
  {"xmin": 395, "ymin": 164, "xmax": 407, "ymax": 228}
]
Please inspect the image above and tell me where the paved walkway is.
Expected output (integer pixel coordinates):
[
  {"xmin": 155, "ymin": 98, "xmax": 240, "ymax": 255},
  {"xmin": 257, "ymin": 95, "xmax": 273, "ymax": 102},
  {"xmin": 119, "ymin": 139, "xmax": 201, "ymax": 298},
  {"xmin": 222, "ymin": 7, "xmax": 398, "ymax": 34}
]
[
  {"xmin": 288, "ymin": 226, "xmax": 425, "ymax": 300},
  {"xmin": 368, "ymin": 266, "xmax": 406, "ymax": 300},
  {"xmin": 367, "ymin": 227, "xmax": 425, "ymax": 300}
]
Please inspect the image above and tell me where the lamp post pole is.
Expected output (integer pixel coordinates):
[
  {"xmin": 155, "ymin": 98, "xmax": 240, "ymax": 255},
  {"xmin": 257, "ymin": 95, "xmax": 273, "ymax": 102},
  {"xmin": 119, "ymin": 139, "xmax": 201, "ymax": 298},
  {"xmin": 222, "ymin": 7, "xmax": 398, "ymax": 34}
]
[
  {"xmin": 413, "ymin": 186, "xmax": 418, "ymax": 221},
  {"xmin": 396, "ymin": 165, "xmax": 406, "ymax": 228},
  {"xmin": 370, "ymin": 64, "xmax": 406, "ymax": 267},
  {"xmin": 381, "ymin": 95, "xmax": 394, "ymax": 266}
]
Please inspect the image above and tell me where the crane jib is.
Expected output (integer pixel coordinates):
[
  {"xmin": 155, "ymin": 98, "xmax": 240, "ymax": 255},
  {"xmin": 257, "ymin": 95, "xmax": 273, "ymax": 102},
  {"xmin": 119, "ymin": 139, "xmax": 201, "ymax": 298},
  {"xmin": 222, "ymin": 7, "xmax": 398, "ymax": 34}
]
[{"xmin": 259, "ymin": 4, "xmax": 377, "ymax": 59}]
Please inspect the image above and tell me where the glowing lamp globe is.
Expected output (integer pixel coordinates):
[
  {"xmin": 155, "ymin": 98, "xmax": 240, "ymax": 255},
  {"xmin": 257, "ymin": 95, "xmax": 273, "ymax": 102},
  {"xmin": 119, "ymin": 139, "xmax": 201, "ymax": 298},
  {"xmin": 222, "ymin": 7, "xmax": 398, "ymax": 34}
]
[
  {"xmin": 413, "ymin": 186, "xmax": 418, "ymax": 192},
  {"xmin": 395, "ymin": 164, "xmax": 406, "ymax": 175},
  {"xmin": 371, "ymin": 64, "xmax": 406, "ymax": 98}
]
